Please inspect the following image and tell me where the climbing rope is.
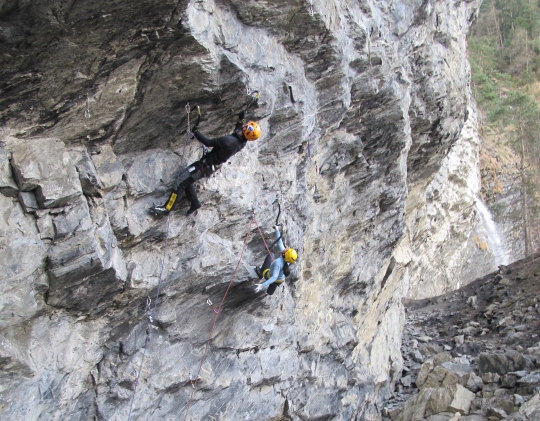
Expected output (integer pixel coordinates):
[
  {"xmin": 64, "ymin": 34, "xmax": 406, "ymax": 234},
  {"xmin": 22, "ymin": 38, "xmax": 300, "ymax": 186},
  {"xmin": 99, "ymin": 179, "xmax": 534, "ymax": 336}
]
[
  {"xmin": 183, "ymin": 213, "xmax": 257, "ymax": 420},
  {"xmin": 127, "ymin": 212, "xmax": 172, "ymax": 421}
]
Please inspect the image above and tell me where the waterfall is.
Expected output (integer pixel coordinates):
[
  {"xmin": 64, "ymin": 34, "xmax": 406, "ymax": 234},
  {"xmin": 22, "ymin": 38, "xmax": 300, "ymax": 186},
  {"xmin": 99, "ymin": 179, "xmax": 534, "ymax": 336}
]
[{"xmin": 475, "ymin": 199, "xmax": 510, "ymax": 266}]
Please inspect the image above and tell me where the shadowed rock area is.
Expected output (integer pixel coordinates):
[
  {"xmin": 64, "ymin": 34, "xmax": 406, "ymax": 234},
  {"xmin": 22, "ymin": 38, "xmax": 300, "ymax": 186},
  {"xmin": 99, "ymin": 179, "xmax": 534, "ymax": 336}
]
[{"xmin": 0, "ymin": 0, "xmax": 513, "ymax": 420}]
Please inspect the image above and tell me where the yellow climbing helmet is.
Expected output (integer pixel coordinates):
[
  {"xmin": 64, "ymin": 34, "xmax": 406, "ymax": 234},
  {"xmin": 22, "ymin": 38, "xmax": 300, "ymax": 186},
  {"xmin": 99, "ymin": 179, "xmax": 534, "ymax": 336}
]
[
  {"xmin": 243, "ymin": 121, "xmax": 261, "ymax": 141},
  {"xmin": 283, "ymin": 247, "xmax": 298, "ymax": 264}
]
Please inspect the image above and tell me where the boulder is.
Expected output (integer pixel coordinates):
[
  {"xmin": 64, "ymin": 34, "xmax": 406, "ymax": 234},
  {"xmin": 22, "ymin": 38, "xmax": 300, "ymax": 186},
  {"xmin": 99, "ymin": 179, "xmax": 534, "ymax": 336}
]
[
  {"xmin": 516, "ymin": 371, "xmax": 540, "ymax": 395},
  {"xmin": 466, "ymin": 372, "xmax": 484, "ymax": 392},
  {"xmin": 448, "ymin": 385, "xmax": 477, "ymax": 414},
  {"xmin": 508, "ymin": 392, "xmax": 540, "ymax": 420},
  {"xmin": 396, "ymin": 384, "xmax": 476, "ymax": 420},
  {"xmin": 478, "ymin": 352, "xmax": 532, "ymax": 376},
  {"xmin": 18, "ymin": 190, "xmax": 39, "ymax": 213},
  {"xmin": 0, "ymin": 140, "xmax": 18, "ymax": 197},
  {"xmin": 9, "ymin": 138, "xmax": 82, "ymax": 208},
  {"xmin": 392, "ymin": 388, "xmax": 434, "ymax": 421},
  {"xmin": 90, "ymin": 144, "xmax": 124, "ymax": 191},
  {"xmin": 417, "ymin": 354, "xmax": 470, "ymax": 388},
  {"xmin": 75, "ymin": 152, "xmax": 101, "ymax": 195}
]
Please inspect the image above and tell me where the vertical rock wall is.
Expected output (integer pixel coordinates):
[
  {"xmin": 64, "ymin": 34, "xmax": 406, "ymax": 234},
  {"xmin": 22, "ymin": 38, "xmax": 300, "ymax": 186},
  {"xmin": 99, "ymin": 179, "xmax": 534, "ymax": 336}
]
[{"xmin": 0, "ymin": 0, "xmax": 484, "ymax": 419}]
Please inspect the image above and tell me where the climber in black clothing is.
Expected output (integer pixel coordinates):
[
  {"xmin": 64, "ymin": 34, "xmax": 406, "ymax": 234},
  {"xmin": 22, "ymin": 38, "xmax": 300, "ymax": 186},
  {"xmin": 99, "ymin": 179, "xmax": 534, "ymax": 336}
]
[{"xmin": 150, "ymin": 112, "xmax": 261, "ymax": 216}]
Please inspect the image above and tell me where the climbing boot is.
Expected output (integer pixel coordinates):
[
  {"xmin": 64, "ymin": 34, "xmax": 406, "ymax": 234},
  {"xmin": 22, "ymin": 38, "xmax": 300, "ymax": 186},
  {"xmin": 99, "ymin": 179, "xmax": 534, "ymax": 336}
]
[
  {"xmin": 149, "ymin": 205, "xmax": 170, "ymax": 217},
  {"xmin": 186, "ymin": 200, "xmax": 201, "ymax": 215}
]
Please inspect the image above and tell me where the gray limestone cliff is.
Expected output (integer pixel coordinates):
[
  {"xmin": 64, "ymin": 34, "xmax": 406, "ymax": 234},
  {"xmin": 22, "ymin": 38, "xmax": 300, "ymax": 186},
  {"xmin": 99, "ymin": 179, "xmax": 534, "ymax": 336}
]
[{"xmin": 0, "ymin": 1, "xmax": 492, "ymax": 420}]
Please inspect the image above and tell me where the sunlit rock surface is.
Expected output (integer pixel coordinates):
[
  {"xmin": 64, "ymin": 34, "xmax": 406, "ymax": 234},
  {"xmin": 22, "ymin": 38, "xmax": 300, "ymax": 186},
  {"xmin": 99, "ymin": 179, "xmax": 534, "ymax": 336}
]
[{"xmin": 0, "ymin": 0, "xmax": 493, "ymax": 419}]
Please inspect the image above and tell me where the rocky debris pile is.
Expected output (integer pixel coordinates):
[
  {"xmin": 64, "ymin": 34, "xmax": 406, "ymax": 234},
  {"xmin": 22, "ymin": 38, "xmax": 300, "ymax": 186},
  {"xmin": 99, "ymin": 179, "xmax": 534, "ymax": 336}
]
[{"xmin": 384, "ymin": 253, "xmax": 540, "ymax": 420}]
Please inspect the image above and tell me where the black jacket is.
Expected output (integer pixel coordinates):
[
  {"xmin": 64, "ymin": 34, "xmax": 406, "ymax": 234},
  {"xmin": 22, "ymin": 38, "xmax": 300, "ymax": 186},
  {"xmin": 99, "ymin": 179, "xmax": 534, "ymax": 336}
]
[{"xmin": 193, "ymin": 122, "xmax": 247, "ymax": 167}]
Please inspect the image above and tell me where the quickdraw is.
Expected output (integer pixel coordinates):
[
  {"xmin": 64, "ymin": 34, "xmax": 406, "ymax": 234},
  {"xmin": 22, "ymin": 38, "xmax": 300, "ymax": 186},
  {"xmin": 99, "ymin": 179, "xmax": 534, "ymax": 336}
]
[
  {"xmin": 180, "ymin": 104, "xmax": 193, "ymax": 165},
  {"xmin": 206, "ymin": 298, "xmax": 219, "ymax": 314},
  {"xmin": 145, "ymin": 297, "xmax": 153, "ymax": 322},
  {"xmin": 185, "ymin": 103, "xmax": 201, "ymax": 137},
  {"xmin": 181, "ymin": 103, "xmax": 205, "ymax": 163},
  {"xmin": 240, "ymin": 89, "xmax": 260, "ymax": 116}
]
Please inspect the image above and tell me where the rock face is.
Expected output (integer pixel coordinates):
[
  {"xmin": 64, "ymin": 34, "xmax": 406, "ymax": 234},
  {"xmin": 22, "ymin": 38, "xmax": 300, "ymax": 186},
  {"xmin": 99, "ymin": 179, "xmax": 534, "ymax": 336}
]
[{"xmin": 0, "ymin": 0, "xmax": 490, "ymax": 420}]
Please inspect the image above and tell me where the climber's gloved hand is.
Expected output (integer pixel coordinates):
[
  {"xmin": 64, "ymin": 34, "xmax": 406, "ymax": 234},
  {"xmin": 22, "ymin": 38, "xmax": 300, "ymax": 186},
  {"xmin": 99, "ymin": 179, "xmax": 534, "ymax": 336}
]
[
  {"xmin": 254, "ymin": 284, "xmax": 264, "ymax": 293},
  {"xmin": 190, "ymin": 126, "xmax": 199, "ymax": 139}
]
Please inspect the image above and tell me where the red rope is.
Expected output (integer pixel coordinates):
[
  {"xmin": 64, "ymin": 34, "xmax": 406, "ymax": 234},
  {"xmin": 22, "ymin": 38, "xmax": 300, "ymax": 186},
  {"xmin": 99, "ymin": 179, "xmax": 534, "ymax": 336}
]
[{"xmin": 184, "ymin": 213, "xmax": 261, "ymax": 420}]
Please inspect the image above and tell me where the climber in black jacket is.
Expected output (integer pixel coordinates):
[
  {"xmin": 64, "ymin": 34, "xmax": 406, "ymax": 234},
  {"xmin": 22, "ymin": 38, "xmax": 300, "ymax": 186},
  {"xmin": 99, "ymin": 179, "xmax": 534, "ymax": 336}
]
[{"xmin": 150, "ymin": 112, "xmax": 261, "ymax": 216}]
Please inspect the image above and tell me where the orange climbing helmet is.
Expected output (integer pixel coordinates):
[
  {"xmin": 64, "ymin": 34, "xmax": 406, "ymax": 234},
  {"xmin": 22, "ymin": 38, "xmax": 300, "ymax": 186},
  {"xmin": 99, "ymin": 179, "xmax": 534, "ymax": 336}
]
[{"xmin": 243, "ymin": 121, "xmax": 261, "ymax": 141}]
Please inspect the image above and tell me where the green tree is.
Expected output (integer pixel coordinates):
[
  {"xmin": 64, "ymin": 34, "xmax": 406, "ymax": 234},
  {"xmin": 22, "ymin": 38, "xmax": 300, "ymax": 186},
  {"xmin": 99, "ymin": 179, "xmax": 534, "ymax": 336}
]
[
  {"xmin": 470, "ymin": 0, "xmax": 540, "ymax": 256},
  {"xmin": 492, "ymin": 92, "xmax": 540, "ymax": 255}
]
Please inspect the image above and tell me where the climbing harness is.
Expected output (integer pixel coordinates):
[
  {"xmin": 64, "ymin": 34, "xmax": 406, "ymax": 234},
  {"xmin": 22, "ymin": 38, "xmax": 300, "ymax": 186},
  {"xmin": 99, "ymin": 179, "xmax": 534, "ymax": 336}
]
[
  {"xmin": 152, "ymin": 103, "xmax": 204, "ymax": 214},
  {"xmin": 127, "ymin": 212, "xmax": 172, "ymax": 421}
]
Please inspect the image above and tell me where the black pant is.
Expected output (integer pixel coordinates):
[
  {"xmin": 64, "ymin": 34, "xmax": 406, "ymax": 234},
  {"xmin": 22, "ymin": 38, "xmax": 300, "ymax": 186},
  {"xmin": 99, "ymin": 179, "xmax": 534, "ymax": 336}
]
[
  {"xmin": 167, "ymin": 160, "xmax": 213, "ymax": 210},
  {"xmin": 267, "ymin": 282, "xmax": 279, "ymax": 295}
]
